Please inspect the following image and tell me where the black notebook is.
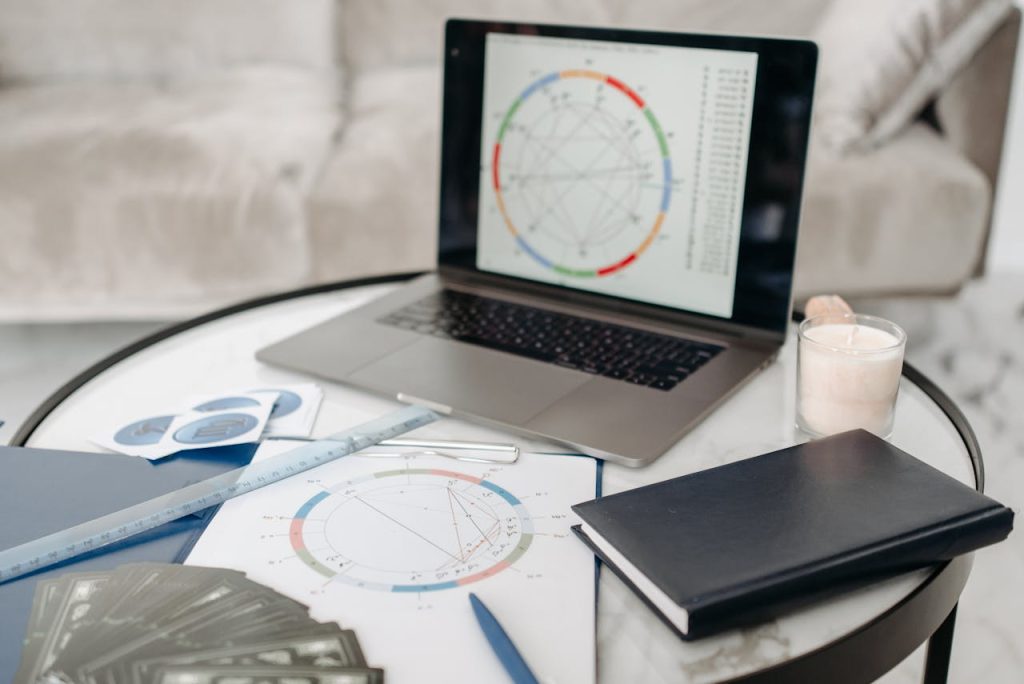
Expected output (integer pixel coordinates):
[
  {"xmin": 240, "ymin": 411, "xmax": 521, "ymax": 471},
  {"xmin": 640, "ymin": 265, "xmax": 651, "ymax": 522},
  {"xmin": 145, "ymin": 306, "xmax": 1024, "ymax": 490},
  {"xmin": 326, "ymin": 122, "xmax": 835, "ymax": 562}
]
[{"xmin": 571, "ymin": 430, "xmax": 1013, "ymax": 639}]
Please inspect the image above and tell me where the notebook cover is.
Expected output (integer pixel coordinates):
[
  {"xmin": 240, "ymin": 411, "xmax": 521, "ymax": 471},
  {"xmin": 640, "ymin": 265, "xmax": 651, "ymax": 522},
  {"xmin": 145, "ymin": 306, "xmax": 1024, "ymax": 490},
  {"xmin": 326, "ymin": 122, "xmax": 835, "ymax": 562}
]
[
  {"xmin": 572, "ymin": 430, "xmax": 1014, "ymax": 639},
  {"xmin": 0, "ymin": 443, "xmax": 258, "ymax": 682}
]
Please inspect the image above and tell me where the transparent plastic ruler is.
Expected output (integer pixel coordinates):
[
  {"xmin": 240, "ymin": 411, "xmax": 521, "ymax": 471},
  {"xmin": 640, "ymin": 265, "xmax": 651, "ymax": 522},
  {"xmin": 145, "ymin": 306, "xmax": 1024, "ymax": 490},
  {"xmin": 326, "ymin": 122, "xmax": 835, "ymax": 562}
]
[{"xmin": 0, "ymin": 405, "xmax": 438, "ymax": 584}]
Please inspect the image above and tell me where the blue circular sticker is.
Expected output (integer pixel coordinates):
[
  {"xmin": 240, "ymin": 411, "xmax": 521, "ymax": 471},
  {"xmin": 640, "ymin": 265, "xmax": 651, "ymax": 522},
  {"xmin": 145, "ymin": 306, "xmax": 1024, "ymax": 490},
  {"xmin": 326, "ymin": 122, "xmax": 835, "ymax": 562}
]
[
  {"xmin": 263, "ymin": 389, "xmax": 302, "ymax": 419},
  {"xmin": 113, "ymin": 415, "xmax": 175, "ymax": 446},
  {"xmin": 172, "ymin": 413, "xmax": 260, "ymax": 445},
  {"xmin": 193, "ymin": 396, "xmax": 261, "ymax": 412}
]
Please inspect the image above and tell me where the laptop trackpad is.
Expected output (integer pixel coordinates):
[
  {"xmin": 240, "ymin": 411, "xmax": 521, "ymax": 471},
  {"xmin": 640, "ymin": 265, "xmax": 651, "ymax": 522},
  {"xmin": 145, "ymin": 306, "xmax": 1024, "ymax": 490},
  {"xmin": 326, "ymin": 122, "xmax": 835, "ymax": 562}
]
[{"xmin": 348, "ymin": 337, "xmax": 589, "ymax": 424}]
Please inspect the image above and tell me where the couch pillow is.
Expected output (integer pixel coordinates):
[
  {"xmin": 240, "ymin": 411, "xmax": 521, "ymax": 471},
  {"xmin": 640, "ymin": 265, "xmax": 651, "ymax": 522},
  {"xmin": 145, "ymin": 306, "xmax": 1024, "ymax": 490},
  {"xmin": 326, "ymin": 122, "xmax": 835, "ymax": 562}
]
[{"xmin": 812, "ymin": 0, "xmax": 1012, "ymax": 153}]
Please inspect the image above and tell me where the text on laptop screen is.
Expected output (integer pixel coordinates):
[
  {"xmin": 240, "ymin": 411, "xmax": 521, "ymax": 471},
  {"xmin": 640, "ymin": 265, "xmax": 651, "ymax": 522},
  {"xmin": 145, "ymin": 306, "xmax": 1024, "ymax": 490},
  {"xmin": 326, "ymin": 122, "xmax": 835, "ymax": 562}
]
[{"xmin": 476, "ymin": 33, "xmax": 758, "ymax": 319}]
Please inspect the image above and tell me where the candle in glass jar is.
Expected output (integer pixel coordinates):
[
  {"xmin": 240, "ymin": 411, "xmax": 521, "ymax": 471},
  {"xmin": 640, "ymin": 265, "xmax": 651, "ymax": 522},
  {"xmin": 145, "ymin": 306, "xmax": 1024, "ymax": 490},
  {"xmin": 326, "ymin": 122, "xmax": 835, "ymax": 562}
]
[{"xmin": 797, "ymin": 315, "xmax": 906, "ymax": 438}]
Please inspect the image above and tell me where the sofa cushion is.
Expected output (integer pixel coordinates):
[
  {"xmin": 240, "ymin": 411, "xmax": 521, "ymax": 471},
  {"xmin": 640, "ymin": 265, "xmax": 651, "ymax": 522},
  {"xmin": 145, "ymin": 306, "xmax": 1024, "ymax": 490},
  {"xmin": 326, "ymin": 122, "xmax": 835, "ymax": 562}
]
[
  {"xmin": 812, "ymin": 0, "xmax": 1013, "ymax": 153},
  {"xmin": 0, "ymin": 0, "xmax": 338, "ymax": 82},
  {"xmin": 795, "ymin": 123, "xmax": 990, "ymax": 298},
  {"xmin": 0, "ymin": 67, "xmax": 341, "ymax": 320},
  {"xmin": 308, "ymin": 66, "xmax": 440, "ymax": 283}
]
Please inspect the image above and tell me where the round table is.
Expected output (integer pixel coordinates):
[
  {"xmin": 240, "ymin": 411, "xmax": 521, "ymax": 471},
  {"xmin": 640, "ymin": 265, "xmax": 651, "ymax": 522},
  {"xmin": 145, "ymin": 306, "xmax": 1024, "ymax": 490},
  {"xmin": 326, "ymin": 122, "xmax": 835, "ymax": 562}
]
[{"xmin": 13, "ymin": 274, "xmax": 982, "ymax": 684}]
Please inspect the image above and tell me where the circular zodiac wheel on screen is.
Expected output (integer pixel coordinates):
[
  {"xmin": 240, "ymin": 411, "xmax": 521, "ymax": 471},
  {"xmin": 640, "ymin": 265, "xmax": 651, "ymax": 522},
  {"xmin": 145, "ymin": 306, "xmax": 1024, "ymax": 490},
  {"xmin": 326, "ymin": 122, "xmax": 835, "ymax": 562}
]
[
  {"xmin": 492, "ymin": 69, "xmax": 673, "ymax": 277},
  {"xmin": 289, "ymin": 468, "xmax": 533, "ymax": 592}
]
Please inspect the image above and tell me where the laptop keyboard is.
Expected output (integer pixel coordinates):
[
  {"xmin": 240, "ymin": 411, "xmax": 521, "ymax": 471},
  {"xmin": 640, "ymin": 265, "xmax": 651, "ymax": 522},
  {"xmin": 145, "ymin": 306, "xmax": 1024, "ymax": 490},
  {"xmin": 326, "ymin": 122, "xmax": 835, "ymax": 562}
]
[{"xmin": 378, "ymin": 290, "xmax": 723, "ymax": 391}]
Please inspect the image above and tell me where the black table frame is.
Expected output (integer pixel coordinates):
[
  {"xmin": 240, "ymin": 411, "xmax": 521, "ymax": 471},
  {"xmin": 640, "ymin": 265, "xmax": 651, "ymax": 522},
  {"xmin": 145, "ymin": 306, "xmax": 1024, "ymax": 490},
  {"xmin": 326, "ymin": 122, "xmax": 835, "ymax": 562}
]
[{"xmin": 11, "ymin": 272, "xmax": 984, "ymax": 684}]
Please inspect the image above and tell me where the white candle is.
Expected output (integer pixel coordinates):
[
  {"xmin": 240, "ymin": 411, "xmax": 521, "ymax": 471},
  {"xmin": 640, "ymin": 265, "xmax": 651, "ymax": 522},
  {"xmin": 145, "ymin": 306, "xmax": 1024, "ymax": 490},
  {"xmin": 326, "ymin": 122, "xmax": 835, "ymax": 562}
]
[{"xmin": 797, "ymin": 315, "xmax": 906, "ymax": 438}]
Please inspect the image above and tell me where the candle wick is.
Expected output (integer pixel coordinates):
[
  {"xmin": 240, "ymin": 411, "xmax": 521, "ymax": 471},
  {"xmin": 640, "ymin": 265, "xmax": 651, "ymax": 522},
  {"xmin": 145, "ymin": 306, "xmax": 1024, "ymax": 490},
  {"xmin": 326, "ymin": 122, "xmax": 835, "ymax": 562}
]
[{"xmin": 846, "ymin": 325, "xmax": 857, "ymax": 346}]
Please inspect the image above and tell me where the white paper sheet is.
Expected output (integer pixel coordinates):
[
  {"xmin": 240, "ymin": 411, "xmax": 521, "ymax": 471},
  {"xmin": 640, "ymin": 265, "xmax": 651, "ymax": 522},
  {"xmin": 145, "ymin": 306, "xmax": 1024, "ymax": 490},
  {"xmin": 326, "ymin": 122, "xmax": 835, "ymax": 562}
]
[{"xmin": 186, "ymin": 439, "xmax": 597, "ymax": 684}]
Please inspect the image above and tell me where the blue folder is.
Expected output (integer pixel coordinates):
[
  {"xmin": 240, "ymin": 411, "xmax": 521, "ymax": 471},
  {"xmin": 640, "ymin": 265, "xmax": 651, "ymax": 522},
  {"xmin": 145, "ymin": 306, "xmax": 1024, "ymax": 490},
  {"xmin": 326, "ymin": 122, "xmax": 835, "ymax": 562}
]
[{"xmin": 0, "ymin": 443, "xmax": 258, "ymax": 682}]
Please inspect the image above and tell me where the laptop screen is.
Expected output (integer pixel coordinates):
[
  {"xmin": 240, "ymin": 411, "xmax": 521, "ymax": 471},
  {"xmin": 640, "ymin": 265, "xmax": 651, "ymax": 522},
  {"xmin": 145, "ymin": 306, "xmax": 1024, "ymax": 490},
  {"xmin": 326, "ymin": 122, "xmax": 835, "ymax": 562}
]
[
  {"xmin": 439, "ymin": 21, "xmax": 816, "ymax": 334},
  {"xmin": 478, "ymin": 33, "xmax": 757, "ymax": 319}
]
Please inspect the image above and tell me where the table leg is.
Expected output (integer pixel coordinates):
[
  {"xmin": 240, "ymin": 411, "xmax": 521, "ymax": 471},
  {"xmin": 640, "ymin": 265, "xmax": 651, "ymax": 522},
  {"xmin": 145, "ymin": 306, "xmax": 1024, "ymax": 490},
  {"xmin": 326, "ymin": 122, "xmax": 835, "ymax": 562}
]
[{"xmin": 922, "ymin": 603, "xmax": 958, "ymax": 684}]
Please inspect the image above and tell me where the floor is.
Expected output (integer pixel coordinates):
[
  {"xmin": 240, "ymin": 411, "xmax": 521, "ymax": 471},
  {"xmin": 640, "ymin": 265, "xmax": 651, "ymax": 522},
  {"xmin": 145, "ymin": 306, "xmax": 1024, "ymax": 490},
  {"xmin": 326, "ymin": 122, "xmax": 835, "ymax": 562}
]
[{"xmin": 1, "ymin": 273, "xmax": 1021, "ymax": 683}]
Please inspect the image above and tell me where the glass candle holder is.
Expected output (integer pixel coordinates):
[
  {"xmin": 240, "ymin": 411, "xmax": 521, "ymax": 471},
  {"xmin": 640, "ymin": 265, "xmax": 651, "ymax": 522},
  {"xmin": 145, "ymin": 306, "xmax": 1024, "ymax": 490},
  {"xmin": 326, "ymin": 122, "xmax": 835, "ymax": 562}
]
[{"xmin": 797, "ymin": 313, "xmax": 907, "ymax": 439}]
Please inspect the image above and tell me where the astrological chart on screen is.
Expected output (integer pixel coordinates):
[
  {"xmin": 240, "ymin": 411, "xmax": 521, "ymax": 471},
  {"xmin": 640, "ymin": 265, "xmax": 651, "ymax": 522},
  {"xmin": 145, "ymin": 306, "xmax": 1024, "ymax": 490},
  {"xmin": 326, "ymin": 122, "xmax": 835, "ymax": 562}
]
[{"xmin": 477, "ymin": 33, "xmax": 758, "ymax": 318}]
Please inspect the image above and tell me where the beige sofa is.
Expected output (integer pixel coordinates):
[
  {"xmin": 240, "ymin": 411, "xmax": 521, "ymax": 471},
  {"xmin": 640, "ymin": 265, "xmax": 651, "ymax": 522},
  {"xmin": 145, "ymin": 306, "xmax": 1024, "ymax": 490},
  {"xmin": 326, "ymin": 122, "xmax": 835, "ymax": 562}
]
[{"xmin": 0, "ymin": 0, "xmax": 1018, "ymax": 320}]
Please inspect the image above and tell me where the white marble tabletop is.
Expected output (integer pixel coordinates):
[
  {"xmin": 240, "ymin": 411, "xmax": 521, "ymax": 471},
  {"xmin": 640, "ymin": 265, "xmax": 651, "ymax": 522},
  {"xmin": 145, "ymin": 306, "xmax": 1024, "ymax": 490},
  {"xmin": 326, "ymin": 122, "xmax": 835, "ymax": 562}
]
[{"xmin": 22, "ymin": 282, "xmax": 977, "ymax": 683}]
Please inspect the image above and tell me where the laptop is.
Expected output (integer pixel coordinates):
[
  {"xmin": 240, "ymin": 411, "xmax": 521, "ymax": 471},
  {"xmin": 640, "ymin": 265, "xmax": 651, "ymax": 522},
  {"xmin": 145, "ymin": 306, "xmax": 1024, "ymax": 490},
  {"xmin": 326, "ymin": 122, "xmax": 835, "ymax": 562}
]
[{"xmin": 257, "ymin": 19, "xmax": 817, "ymax": 467}]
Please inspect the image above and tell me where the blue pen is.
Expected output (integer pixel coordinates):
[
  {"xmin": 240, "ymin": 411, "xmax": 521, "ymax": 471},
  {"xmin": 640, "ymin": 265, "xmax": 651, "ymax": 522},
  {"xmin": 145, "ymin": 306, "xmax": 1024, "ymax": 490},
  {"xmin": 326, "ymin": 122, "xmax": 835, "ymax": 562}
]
[{"xmin": 469, "ymin": 592, "xmax": 540, "ymax": 684}]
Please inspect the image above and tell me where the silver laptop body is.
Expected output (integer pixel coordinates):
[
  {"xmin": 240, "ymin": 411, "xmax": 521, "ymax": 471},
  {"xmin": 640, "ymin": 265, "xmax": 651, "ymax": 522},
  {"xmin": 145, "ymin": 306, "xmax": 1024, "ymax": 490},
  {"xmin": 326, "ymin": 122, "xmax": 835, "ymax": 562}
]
[{"xmin": 258, "ymin": 20, "xmax": 817, "ymax": 467}]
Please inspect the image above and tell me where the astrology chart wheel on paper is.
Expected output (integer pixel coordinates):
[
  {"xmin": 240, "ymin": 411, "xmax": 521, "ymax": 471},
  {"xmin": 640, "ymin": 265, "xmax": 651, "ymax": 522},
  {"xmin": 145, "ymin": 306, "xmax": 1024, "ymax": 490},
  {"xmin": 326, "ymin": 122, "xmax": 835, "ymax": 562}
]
[
  {"xmin": 490, "ymin": 68, "xmax": 673, "ymax": 278},
  {"xmin": 185, "ymin": 445, "xmax": 598, "ymax": 683},
  {"xmin": 287, "ymin": 463, "xmax": 535, "ymax": 593}
]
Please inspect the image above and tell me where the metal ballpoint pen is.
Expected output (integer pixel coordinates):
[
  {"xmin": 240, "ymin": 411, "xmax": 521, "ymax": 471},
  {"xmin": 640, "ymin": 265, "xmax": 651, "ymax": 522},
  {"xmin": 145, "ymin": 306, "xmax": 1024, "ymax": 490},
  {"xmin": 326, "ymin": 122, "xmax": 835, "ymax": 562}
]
[
  {"xmin": 377, "ymin": 437, "xmax": 517, "ymax": 453},
  {"xmin": 263, "ymin": 435, "xmax": 520, "ymax": 463}
]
